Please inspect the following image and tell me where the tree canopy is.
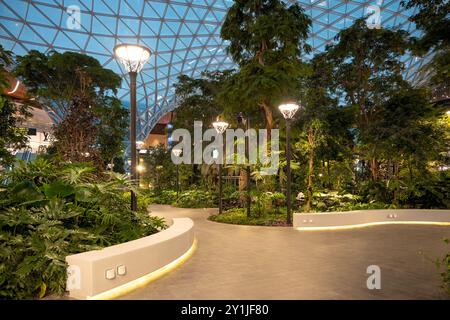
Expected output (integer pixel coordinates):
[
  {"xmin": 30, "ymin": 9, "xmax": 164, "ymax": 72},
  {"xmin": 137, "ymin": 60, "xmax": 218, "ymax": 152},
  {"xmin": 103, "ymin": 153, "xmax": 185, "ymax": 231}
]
[
  {"xmin": 0, "ymin": 45, "xmax": 29, "ymax": 168},
  {"xmin": 220, "ymin": 0, "xmax": 312, "ymax": 132},
  {"xmin": 14, "ymin": 50, "xmax": 127, "ymax": 169},
  {"xmin": 14, "ymin": 50, "xmax": 121, "ymax": 119}
]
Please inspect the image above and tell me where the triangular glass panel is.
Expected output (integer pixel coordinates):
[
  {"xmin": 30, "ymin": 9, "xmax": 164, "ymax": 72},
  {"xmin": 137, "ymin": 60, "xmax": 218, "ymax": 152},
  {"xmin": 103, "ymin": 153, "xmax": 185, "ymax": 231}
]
[
  {"xmin": 149, "ymin": 2, "xmax": 167, "ymax": 18},
  {"xmin": 172, "ymin": 5, "xmax": 188, "ymax": 19},
  {"xmin": 141, "ymin": 20, "xmax": 161, "ymax": 36}
]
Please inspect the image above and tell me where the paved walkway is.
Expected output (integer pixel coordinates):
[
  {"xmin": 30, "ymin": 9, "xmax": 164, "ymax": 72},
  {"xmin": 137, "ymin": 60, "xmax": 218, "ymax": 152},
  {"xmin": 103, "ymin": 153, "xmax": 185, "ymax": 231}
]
[{"xmin": 119, "ymin": 205, "xmax": 450, "ymax": 300}]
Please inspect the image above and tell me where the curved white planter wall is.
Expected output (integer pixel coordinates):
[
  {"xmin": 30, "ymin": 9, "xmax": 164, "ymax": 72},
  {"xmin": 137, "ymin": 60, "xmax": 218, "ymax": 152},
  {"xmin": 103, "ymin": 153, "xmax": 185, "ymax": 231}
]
[
  {"xmin": 66, "ymin": 217, "xmax": 195, "ymax": 299},
  {"xmin": 293, "ymin": 209, "xmax": 450, "ymax": 231}
]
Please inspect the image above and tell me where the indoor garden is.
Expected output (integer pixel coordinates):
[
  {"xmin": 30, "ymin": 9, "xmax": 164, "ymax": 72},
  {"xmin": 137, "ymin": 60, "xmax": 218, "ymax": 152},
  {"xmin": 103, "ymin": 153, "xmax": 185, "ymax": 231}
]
[{"xmin": 0, "ymin": 0, "xmax": 449, "ymax": 300}]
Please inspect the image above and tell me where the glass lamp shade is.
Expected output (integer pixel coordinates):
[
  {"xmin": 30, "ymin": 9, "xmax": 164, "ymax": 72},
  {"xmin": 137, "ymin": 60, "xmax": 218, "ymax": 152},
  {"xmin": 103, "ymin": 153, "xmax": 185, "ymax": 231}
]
[
  {"xmin": 278, "ymin": 103, "xmax": 301, "ymax": 119},
  {"xmin": 172, "ymin": 148, "xmax": 182, "ymax": 157},
  {"xmin": 114, "ymin": 44, "xmax": 151, "ymax": 73},
  {"xmin": 212, "ymin": 120, "xmax": 229, "ymax": 134}
]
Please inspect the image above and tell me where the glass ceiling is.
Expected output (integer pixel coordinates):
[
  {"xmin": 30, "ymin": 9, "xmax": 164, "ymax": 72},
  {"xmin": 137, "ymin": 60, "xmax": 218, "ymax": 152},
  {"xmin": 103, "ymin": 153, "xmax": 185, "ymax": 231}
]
[{"xmin": 0, "ymin": 0, "xmax": 430, "ymax": 140}]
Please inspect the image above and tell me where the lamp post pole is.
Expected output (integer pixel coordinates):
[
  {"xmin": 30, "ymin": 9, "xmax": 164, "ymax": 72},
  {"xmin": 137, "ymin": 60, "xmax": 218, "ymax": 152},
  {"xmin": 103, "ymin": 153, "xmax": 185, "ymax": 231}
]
[
  {"xmin": 212, "ymin": 119, "xmax": 229, "ymax": 215},
  {"xmin": 218, "ymin": 161, "xmax": 223, "ymax": 214},
  {"xmin": 114, "ymin": 43, "xmax": 151, "ymax": 211},
  {"xmin": 285, "ymin": 118, "xmax": 292, "ymax": 224},
  {"xmin": 238, "ymin": 112, "xmax": 251, "ymax": 218},
  {"xmin": 129, "ymin": 71, "xmax": 138, "ymax": 211},
  {"xmin": 278, "ymin": 103, "xmax": 301, "ymax": 225},
  {"xmin": 172, "ymin": 148, "xmax": 182, "ymax": 197},
  {"xmin": 176, "ymin": 164, "xmax": 179, "ymax": 196},
  {"xmin": 245, "ymin": 117, "xmax": 250, "ymax": 218}
]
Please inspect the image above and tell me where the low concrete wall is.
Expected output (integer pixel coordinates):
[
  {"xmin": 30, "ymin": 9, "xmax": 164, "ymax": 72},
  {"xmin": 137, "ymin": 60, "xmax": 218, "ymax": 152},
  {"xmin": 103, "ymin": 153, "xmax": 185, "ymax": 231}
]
[
  {"xmin": 66, "ymin": 217, "xmax": 194, "ymax": 299},
  {"xmin": 293, "ymin": 209, "xmax": 450, "ymax": 230}
]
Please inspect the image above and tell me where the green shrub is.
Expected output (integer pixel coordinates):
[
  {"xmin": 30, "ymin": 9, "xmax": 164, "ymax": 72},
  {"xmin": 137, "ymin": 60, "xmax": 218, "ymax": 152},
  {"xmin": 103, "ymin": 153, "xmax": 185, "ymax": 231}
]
[
  {"xmin": 300, "ymin": 190, "xmax": 397, "ymax": 212},
  {"xmin": 436, "ymin": 239, "xmax": 450, "ymax": 295},
  {"xmin": 271, "ymin": 192, "xmax": 286, "ymax": 205},
  {"xmin": 251, "ymin": 191, "xmax": 273, "ymax": 217},
  {"xmin": 0, "ymin": 159, "xmax": 166, "ymax": 299},
  {"xmin": 223, "ymin": 190, "xmax": 241, "ymax": 211},
  {"xmin": 138, "ymin": 189, "xmax": 178, "ymax": 205},
  {"xmin": 173, "ymin": 189, "xmax": 216, "ymax": 208},
  {"xmin": 208, "ymin": 208, "xmax": 287, "ymax": 226},
  {"xmin": 397, "ymin": 172, "xmax": 450, "ymax": 209},
  {"xmin": 157, "ymin": 190, "xmax": 179, "ymax": 204}
]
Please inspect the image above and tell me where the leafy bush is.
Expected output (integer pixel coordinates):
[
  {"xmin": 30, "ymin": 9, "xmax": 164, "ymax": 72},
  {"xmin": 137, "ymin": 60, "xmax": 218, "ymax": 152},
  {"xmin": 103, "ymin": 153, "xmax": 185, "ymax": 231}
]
[
  {"xmin": 271, "ymin": 192, "xmax": 286, "ymax": 213},
  {"xmin": 250, "ymin": 191, "xmax": 273, "ymax": 217},
  {"xmin": 0, "ymin": 159, "xmax": 166, "ymax": 299},
  {"xmin": 155, "ymin": 190, "xmax": 179, "ymax": 205},
  {"xmin": 436, "ymin": 239, "xmax": 450, "ymax": 295},
  {"xmin": 395, "ymin": 172, "xmax": 450, "ymax": 209},
  {"xmin": 135, "ymin": 189, "xmax": 178, "ymax": 206},
  {"xmin": 208, "ymin": 208, "xmax": 288, "ymax": 226},
  {"xmin": 356, "ymin": 172, "xmax": 450, "ymax": 209},
  {"xmin": 173, "ymin": 189, "xmax": 216, "ymax": 208},
  {"xmin": 299, "ymin": 191, "xmax": 395, "ymax": 212},
  {"xmin": 222, "ymin": 190, "xmax": 242, "ymax": 211}
]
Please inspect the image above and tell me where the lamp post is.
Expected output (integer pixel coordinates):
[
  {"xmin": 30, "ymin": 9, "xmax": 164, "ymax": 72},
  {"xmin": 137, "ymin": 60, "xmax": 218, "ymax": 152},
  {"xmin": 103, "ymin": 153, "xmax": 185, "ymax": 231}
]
[
  {"xmin": 136, "ymin": 140, "xmax": 144, "ymax": 187},
  {"xmin": 172, "ymin": 148, "xmax": 182, "ymax": 196},
  {"xmin": 237, "ymin": 112, "xmax": 251, "ymax": 218},
  {"xmin": 278, "ymin": 103, "xmax": 300, "ymax": 224},
  {"xmin": 212, "ymin": 118, "xmax": 229, "ymax": 214},
  {"xmin": 114, "ymin": 44, "xmax": 151, "ymax": 211}
]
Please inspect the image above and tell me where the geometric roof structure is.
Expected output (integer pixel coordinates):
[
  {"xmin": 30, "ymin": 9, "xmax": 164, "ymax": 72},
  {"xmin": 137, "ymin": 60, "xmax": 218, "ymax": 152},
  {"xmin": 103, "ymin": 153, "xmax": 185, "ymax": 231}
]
[{"xmin": 0, "ymin": 0, "xmax": 431, "ymax": 140}]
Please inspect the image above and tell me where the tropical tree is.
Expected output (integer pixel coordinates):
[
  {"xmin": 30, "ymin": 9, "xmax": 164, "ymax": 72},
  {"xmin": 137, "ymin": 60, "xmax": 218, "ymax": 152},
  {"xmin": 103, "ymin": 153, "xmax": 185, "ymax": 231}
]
[
  {"xmin": 293, "ymin": 53, "xmax": 354, "ymax": 212},
  {"xmin": 173, "ymin": 70, "xmax": 233, "ymax": 133},
  {"xmin": 51, "ymin": 78, "xmax": 99, "ymax": 165},
  {"xmin": 95, "ymin": 96, "xmax": 128, "ymax": 170},
  {"xmin": 220, "ymin": 0, "xmax": 312, "ymax": 135},
  {"xmin": 14, "ymin": 50, "xmax": 121, "ymax": 118},
  {"xmin": 14, "ymin": 50, "xmax": 127, "ymax": 168},
  {"xmin": 326, "ymin": 18, "xmax": 410, "ymax": 181},
  {"xmin": 0, "ymin": 45, "xmax": 29, "ymax": 168},
  {"xmin": 366, "ymin": 86, "xmax": 449, "ymax": 201},
  {"xmin": 401, "ymin": 0, "xmax": 450, "ymax": 86},
  {"xmin": 172, "ymin": 70, "xmax": 235, "ymax": 187},
  {"xmin": 141, "ymin": 144, "xmax": 176, "ymax": 191}
]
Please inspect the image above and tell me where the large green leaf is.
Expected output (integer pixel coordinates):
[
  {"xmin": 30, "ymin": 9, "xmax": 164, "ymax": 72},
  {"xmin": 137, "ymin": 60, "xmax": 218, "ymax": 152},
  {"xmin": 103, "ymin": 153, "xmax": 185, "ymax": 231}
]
[
  {"xmin": 10, "ymin": 180, "xmax": 44, "ymax": 203},
  {"xmin": 74, "ymin": 187, "xmax": 94, "ymax": 203},
  {"xmin": 42, "ymin": 181, "xmax": 75, "ymax": 198}
]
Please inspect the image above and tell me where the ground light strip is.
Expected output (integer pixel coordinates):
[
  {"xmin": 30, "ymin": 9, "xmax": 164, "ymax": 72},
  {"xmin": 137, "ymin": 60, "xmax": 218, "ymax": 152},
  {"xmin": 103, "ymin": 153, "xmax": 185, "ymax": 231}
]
[
  {"xmin": 296, "ymin": 221, "xmax": 450, "ymax": 231},
  {"xmin": 87, "ymin": 238, "xmax": 198, "ymax": 300}
]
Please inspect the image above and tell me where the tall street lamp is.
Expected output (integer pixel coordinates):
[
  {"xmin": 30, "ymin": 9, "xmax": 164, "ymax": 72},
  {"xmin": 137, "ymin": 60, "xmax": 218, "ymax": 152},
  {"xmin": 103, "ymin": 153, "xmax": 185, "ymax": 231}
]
[
  {"xmin": 114, "ymin": 43, "xmax": 151, "ymax": 211},
  {"xmin": 237, "ymin": 112, "xmax": 251, "ymax": 218},
  {"xmin": 212, "ymin": 118, "xmax": 229, "ymax": 214},
  {"xmin": 172, "ymin": 148, "xmax": 182, "ymax": 196},
  {"xmin": 278, "ymin": 103, "xmax": 300, "ymax": 224}
]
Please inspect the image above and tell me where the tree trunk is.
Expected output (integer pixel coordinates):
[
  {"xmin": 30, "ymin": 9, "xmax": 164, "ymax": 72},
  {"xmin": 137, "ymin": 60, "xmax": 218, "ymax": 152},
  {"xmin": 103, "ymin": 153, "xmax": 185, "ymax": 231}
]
[
  {"xmin": 259, "ymin": 100, "xmax": 273, "ymax": 139},
  {"xmin": 327, "ymin": 160, "xmax": 332, "ymax": 189},
  {"xmin": 370, "ymin": 158, "xmax": 379, "ymax": 181},
  {"xmin": 304, "ymin": 128, "xmax": 315, "ymax": 213},
  {"xmin": 239, "ymin": 168, "xmax": 248, "ymax": 203}
]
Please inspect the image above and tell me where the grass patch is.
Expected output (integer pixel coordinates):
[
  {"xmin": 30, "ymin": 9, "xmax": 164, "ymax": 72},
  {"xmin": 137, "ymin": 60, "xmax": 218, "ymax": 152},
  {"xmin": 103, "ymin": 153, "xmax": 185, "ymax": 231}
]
[{"xmin": 208, "ymin": 208, "xmax": 290, "ymax": 226}]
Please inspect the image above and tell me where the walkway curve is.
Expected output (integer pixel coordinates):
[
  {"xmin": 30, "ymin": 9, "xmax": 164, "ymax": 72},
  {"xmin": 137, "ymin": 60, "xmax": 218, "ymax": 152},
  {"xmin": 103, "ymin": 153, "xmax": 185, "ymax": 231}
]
[{"xmin": 118, "ymin": 205, "xmax": 450, "ymax": 300}]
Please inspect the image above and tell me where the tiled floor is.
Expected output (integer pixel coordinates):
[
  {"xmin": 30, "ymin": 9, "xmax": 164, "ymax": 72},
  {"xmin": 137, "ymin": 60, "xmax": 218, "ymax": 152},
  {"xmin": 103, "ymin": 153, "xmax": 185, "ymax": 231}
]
[{"xmin": 119, "ymin": 205, "xmax": 450, "ymax": 300}]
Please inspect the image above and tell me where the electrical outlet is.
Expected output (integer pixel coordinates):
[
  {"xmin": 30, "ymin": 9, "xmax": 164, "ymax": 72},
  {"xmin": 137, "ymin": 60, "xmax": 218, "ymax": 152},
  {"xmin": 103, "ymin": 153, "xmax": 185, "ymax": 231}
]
[
  {"xmin": 105, "ymin": 268, "xmax": 115, "ymax": 280},
  {"xmin": 117, "ymin": 265, "xmax": 126, "ymax": 276}
]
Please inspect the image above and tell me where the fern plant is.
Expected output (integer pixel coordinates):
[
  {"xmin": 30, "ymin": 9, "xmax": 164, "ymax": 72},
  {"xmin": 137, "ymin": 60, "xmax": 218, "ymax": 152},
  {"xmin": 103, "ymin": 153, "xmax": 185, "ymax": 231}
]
[{"xmin": 0, "ymin": 159, "xmax": 166, "ymax": 299}]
